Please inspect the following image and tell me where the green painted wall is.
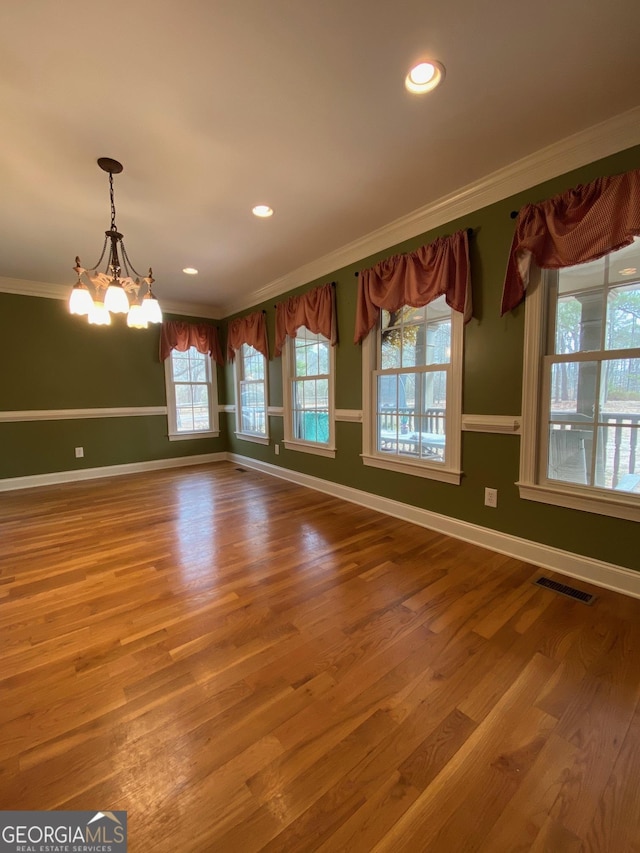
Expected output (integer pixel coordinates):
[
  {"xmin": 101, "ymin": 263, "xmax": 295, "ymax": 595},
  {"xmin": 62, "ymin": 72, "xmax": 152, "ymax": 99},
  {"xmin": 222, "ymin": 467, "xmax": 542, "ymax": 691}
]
[
  {"xmin": 0, "ymin": 294, "xmax": 226, "ymax": 477},
  {"xmin": 3, "ymin": 145, "xmax": 639, "ymax": 570},
  {"xmin": 225, "ymin": 144, "xmax": 640, "ymax": 572}
]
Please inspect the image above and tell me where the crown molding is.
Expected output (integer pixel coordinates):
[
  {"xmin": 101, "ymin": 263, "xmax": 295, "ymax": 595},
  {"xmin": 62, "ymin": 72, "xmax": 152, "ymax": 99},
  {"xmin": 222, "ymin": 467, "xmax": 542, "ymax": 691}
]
[
  {"xmin": 162, "ymin": 299, "xmax": 221, "ymax": 320},
  {"xmin": 0, "ymin": 277, "xmax": 68, "ymax": 300},
  {"xmin": 221, "ymin": 107, "xmax": 640, "ymax": 316},
  {"xmin": 0, "ymin": 276, "xmax": 221, "ymax": 320}
]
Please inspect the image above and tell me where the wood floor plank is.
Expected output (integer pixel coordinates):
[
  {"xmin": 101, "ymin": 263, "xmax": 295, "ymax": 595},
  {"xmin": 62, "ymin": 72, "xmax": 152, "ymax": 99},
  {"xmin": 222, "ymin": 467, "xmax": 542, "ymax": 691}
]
[{"xmin": 2, "ymin": 462, "xmax": 640, "ymax": 852}]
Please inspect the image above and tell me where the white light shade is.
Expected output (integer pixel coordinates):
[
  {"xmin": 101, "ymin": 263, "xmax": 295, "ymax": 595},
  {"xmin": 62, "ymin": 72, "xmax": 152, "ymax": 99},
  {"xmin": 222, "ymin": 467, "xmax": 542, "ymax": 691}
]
[
  {"xmin": 141, "ymin": 294, "xmax": 163, "ymax": 324},
  {"xmin": 104, "ymin": 282, "xmax": 130, "ymax": 314},
  {"xmin": 69, "ymin": 283, "xmax": 94, "ymax": 316},
  {"xmin": 252, "ymin": 205, "xmax": 273, "ymax": 218},
  {"xmin": 88, "ymin": 300, "xmax": 111, "ymax": 325},
  {"xmin": 127, "ymin": 304, "xmax": 148, "ymax": 329}
]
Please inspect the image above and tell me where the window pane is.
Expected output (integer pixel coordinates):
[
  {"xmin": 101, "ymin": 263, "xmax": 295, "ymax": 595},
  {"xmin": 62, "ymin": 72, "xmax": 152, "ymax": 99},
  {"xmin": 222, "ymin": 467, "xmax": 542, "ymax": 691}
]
[
  {"xmin": 426, "ymin": 320, "xmax": 451, "ymax": 365},
  {"xmin": 420, "ymin": 369, "xmax": 447, "ymax": 412},
  {"xmin": 192, "ymin": 385, "xmax": 209, "ymax": 406},
  {"xmin": 318, "ymin": 342, "xmax": 329, "ymax": 375},
  {"xmin": 557, "ymin": 258, "xmax": 606, "ymax": 297},
  {"xmin": 302, "ymin": 379, "xmax": 317, "ymax": 407},
  {"xmin": 547, "ymin": 426, "xmax": 592, "ymax": 485},
  {"xmin": 554, "ymin": 293, "xmax": 604, "ymax": 355},
  {"xmin": 400, "ymin": 327, "xmax": 419, "ymax": 368},
  {"xmin": 377, "ymin": 372, "xmax": 417, "ymax": 453},
  {"xmin": 294, "ymin": 340, "xmax": 308, "ymax": 377},
  {"xmin": 600, "ymin": 358, "xmax": 640, "ymax": 412},
  {"xmin": 381, "ymin": 328, "xmax": 402, "ymax": 369},
  {"xmin": 242, "ymin": 344, "xmax": 265, "ymax": 380},
  {"xmin": 175, "ymin": 384, "xmax": 193, "ymax": 407},
  {"xmin": 190, "ymin": 357, "xmax": 206, "ymax": 382},
  {"xmin": 606, "ymin": 282, "xmax": 640, "ymax": 351},
  {"xmin": 193, "ymin": 408, "xmax": 210, "ymax": 431},
  {"xmin": 549, "ymin": 362, "xmax": 597, "ymax": 423},
  {"xmin": 172, "ymin": 354, "xmax": 190, "ymax": 380},
  {"xmin": 594, "ymin": 425, "xmax": 640, "ymax": 491},
  {"xmin": 176, "ymin": 407, "xmax": 195, "ymax": 432},
  {"xmin": 596, "ymin": 358, "xmax": 640, "ymax": 490}
]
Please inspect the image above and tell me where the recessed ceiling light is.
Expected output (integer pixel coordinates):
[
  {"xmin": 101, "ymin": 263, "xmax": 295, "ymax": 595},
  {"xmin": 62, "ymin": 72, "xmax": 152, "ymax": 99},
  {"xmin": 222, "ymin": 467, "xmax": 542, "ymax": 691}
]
[
  {"xmin": 618, "ymin": 267, "xmax": 637, "ymax": 276},
  {"xmin": 252, "ymin": 205, "xmax": 274, "ymax": 218},
  {"xmin": 405, "ymin": 60, "xmax": 445, "ymax": 94},
  {"xmin": 183, "ymin": 267, "xmax": 198, "ymax": 275}
]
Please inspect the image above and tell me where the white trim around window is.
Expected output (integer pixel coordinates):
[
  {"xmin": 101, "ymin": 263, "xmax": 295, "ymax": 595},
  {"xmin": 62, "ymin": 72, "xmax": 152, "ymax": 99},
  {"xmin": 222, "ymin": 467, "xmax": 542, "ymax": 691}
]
[
  {"xmin": 518, "ymin": 264, "xmax": 640, "ymax": 522},
  {"xmin": 233, "ymin": 343, "xmax": 270, "ymax": 444},
  {"xmin": 361, "ymin": 308, "xmax": 463, "ymax": 485},
  {"xmin": 282, "ymin": 328, "xmax": 336, "ymax": 458},
  {"xmin": 164, "ymin": 347, "xmax": 220, "ymax": 440}
]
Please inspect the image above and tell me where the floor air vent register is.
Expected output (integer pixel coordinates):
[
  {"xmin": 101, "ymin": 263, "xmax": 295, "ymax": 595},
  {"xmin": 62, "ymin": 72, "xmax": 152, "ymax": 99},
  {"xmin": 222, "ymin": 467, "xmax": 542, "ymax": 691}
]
[{"xmin": 534, "ymin": 576, "xmax": 596, "ymax": 605}]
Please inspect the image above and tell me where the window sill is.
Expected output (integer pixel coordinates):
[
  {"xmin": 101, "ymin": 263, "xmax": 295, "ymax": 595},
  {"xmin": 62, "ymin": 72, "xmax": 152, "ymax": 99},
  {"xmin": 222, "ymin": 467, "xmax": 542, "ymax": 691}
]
[
  {"xmin": 283, "ymin": 440, "xmax": 336, "ymax": 459},
  {"xmin": 361, "ymin": 453, "xmax": 461, "ymax": 485},
  {"xmin": 168, "ymin": 430, "xmax": 220, "ymax": 442},
  {"xmin": 517, "ymin": 481, "xmax": 640, "ymax": 522},
  {"xmin": 235, "ymin": 432, "xmax": 270, "ymax": 445}
]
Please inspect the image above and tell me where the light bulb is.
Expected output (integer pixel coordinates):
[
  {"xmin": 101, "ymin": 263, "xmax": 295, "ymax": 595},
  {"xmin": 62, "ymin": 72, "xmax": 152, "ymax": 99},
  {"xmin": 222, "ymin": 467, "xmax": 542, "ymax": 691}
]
[
  {"xmin": 127, "ymin": 304, "xmax": 148, "ymax": 329},
  {"xmin": 141, "ymin": 293, "xmax": 163, "ymax": 324},
  {"xmin": 104, "ymin": 282, "xmax": 130, "ymax": 314},
  {"xmin": 405, "ymin": 60, "xmax": 445, "ymax": 94},
  {"xmin": 69, "ymin": 283, "xmax": 95, "ymax": 316},
  {"xmin": 88, "ymin": 299, "xmax": 111, "ymax": 325}
]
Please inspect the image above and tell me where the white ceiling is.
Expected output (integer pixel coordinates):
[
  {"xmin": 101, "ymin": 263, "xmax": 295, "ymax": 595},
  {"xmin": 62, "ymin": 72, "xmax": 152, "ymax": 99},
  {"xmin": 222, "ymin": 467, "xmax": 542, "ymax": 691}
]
[{"xmin": 1, "ymin": 0, "xmax": 639, "ymax": 317}]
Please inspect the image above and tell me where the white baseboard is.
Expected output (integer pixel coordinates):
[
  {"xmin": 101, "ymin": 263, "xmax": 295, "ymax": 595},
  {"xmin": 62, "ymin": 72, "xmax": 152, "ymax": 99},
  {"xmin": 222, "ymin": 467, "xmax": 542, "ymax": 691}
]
[
  {"xmin": 228, "ymin": 452, "xmax": 640, "ymax": 600},
  {"xmin": 0, "ymin": 452, "xmax": 226, "ymax": 492}
]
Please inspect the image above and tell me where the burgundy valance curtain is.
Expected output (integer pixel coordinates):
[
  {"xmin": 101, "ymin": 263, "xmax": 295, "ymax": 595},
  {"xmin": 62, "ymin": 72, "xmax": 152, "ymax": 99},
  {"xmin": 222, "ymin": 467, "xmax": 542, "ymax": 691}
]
[
  {"xmin": 159, "ymin": 321, "xmax": 224, "ymax": 365},
  {"xmin": 226, "ymin": 311, "xmax": 269, "ymax": 362},
  {"xmin": 354, "ymin": 229, "xmax": 472, "ymax": 344},
  {"xmin": 274, "ymin": 282, "xmax": 337, "ymax": 357},
  {"xmin": 501, "ymin": 169, "xmax": 640, "ymax": 315}
]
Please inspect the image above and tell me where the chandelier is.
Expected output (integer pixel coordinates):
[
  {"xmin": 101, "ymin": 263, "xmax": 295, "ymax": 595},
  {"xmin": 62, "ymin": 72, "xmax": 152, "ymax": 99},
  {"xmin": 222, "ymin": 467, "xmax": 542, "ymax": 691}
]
[{"xmin": 69, "ymin": 158, "xmax": 162, "ymax": 328}]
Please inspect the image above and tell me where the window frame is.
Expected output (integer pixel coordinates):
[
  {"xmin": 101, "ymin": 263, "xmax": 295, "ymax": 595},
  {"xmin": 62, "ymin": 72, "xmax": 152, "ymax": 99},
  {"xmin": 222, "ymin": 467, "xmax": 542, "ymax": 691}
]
[
  {"xmin": 518, "ymin": 264, "xmax": 640, "ymax": 522},
  {"xmin": 282, "ymin": 327, "xmax": 336, "ymax": 458},
  {"xmin": 164, "ymin": 346, "xmax": 220, "ymax": 440},
  {"xmin": 233, "ymin": 342, "xmax": 269, "ymax": 445},
  {"xmin": 361, "ymin": 304, "xmax": 463, "ymax": 485}
]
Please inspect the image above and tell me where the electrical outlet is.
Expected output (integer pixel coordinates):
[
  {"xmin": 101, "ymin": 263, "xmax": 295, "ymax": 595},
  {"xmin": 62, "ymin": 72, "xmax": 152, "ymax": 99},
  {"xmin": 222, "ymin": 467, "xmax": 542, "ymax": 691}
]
[
  {"xmin": 274, "ymin": 444, "xmax": 280, "ymax": 455},
  {"xmin": 484, "ymin": 487, "xmax": 498, "ymax": 508},
  {"xmin": 75, "ymin": 446, "xmax": 84, "ymax": 458}
]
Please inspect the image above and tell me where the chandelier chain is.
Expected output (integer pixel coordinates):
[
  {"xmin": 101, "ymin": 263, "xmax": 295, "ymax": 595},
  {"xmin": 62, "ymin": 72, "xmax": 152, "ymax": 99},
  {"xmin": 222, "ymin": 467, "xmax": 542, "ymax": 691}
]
[{"xmin": 109, "ymin": 172, "xmax": 117, "ymax": 232}]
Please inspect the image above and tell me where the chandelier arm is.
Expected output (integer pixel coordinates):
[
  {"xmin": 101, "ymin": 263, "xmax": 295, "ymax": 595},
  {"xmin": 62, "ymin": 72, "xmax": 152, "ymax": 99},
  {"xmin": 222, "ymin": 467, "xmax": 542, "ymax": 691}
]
[
  {"xmin": 120, "ymin": 241, "xmax": 145, "ymax": 279},
  {"xmin": 84, "ymin": 234, "xmax": 110, "ymax": 273}
]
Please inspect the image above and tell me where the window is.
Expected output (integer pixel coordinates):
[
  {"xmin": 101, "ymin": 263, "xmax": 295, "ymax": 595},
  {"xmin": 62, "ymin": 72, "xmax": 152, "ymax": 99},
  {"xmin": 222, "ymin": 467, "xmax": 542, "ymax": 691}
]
[
  {"xmin": 519, "ymin": 238, "xmax": 640, "ymax": 520},
  {"xmin": 234, "ymin": 343, "xmax": 269, "ymax": 444},
  {"xmin": 165, "ymin": 346, "xmax": 219, "ymax": 439},
  {"xmin": 282, "ymin": 326, "xmax": 335, "ymax": 457},
  {"xmin": 362, "ymin": 295, "xmax": 463, "ymax": 484}
]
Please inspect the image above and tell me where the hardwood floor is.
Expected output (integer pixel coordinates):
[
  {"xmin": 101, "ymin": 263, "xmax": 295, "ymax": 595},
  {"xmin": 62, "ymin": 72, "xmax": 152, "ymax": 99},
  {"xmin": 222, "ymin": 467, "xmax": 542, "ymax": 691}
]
[{"xmin": 1, "ymin": 462, "xmax": 640, "ymax": 852}]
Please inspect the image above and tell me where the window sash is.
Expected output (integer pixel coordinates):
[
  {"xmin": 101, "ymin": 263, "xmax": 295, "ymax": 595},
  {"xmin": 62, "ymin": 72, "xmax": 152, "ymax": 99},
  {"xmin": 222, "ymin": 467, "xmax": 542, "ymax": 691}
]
[
  {"xmin": 165, "ymin": 347, "xmax": 218, "ymax": 437},
  {"xmin": 361, "ymin": 308, "xmax": 463, "ymax": 484},
  {"xmin": 518, "ymin": 262, "xmax": 640, "ymax": 520},
  {"xmin": 236, "ymin": 345, "xmax": 268, "ymax": 438},
  {"xmin": 282, "ymin": 329, "xmax": 335, "ymax": 453}
]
